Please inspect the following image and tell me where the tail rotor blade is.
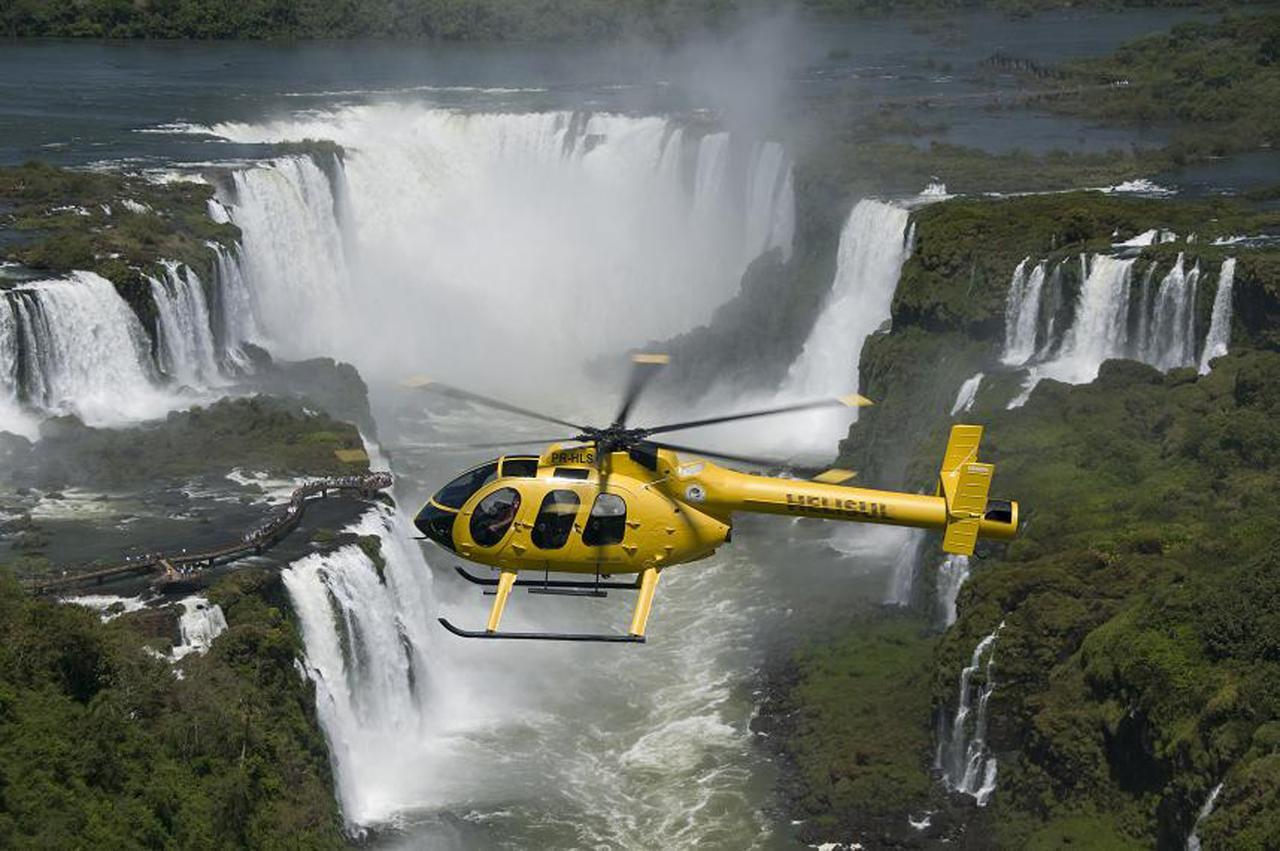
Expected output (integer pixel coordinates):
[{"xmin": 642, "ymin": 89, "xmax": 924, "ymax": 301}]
[{"xmin": 612, "ymin": 353, "xmax": 669, "ymax": 428}]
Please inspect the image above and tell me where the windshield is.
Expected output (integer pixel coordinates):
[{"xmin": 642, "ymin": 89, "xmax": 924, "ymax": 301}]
[{"xmin": 435, "ymin": 461, "xmax": 498, "ymax": 509}]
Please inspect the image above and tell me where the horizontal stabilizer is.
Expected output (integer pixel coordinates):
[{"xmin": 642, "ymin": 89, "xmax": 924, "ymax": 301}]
[{"xmin": 811, "ymin": 467, "xmax": 858, "ymax": 485}]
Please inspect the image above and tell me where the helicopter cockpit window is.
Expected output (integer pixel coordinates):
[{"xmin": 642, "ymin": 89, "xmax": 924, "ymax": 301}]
[
  {"xmin": 501, "ymin": 456, "xmax": 538, "ymax": 478},
  {"xmin": 583, "ymin": 493, "xmax": 626, "ymax": 546},
  {"xmin": 436, "ymin": 462, "xmax": 498, "ymax": 509},
  {"xmin": 532, "ymin": 490, "xmax": 579, "ymax": 550},
  {"xmin": 470, "ymin": 487, "xmax": 521, "ymax": 547}
]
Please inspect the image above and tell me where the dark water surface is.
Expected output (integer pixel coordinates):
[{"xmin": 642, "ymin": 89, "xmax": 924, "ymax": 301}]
[{"xmin": 0, "ymin": 6, "xmax": 1216, "ymax": 170}]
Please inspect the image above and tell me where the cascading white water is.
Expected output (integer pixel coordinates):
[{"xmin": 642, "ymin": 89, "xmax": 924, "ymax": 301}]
[
  {"xmin": 1005, "ymin": 253, "xmax": 1237, "ymax": 407},
  {"xmin": 1186, "ymin": 781, "xmax": 1224, "ymax": 851},
  {"xmin": 1010, "ymin": 255, "xmax": 1136, "ymax": 407},
  {"xmin": 774, "ymin": 199, "xmax": 911, "ymax": 451},
  {"xmin": 283, "ymin": 504, "xmax": 456, "ymax": 829},
  {"xmin": 1001, "ymin": 259, "xmax": 1046, "ymax": 366},
  {"xmin": 951, "ymin": 372, "xmax": 984, "ymax": 416},
  {"xmin": 171, "ymin": 596, "xmax": 229, "ymax": 661},
  {"xmin": 221, "ymin": 156, "xmax": 350, "ymax": 356},
  {"xmin": 1139, "ymin": 253, "xmax": 1200, "ymax": 370},
  {"xmin": 936, "ymin": 554, "xmax": 971, "ymax": 628},
  {"xmin": 1199, "ymin": 258, "xmax": 1236, "ymax": 374},
  {"xmin": 884, "ymin": 528, "xmax": 926, "ymax": 606},
  {"xmin": 206, "ymin": 241, "xmax": 261, "ymax": 369},
  {"xmin": 0, "ymin": 296, "xmax": 33, "ymax": 439},
  {"xmin": 203, "ymin": 106, "xmax": 795, "ymax": 381},
  {"xmin": 1, "ymin": 272, "xmax": 178, "ymax": 431},
  {"xmin": 149, "ymin": 261, "xmax": 221, "ymax": 387},
  {"xmin": 937, "ymin": 620, "xmax": 1005, "ymax": 806}
]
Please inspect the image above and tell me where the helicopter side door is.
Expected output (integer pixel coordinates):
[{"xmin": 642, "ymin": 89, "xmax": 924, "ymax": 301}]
[{"xmin": 508, "ymin": 479, "xmax": 640, "ymax": 574}]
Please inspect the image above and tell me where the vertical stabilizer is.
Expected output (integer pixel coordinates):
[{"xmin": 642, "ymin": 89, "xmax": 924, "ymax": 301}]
[{"xmin": 939, "ymin": 425, "xmax": 995, "ymax": 556}]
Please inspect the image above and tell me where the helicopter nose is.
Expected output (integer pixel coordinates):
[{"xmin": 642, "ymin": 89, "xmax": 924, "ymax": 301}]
[{"xmin": 414, "ymin": 501, "xmax": 458, "ymax": 552}]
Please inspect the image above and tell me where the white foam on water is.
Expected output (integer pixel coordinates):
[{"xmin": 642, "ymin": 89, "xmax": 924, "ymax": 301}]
[
  {"xmin": 63, "ymin": 593, "xmax": 151, "ymax": 621},
  {"xmin": 171, "ymin": 595, "xmax": 229, "ymax": 661}
]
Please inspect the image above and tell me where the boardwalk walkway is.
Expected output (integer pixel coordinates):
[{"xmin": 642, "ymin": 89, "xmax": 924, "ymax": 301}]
[{"xmin": 28, "ymin": 472, "xmax": 393, "ymax": 596}]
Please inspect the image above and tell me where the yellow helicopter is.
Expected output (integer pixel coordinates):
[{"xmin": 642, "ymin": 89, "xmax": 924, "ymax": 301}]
[{"xmin": 408, "ymin": 355, "xmax": 1018, "ymax": 644}]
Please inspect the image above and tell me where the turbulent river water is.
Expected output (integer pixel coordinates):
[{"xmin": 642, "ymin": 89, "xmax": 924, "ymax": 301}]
[{"xmin": 0, "ymin": 9, "xmax": 1248, "ymax": 846}]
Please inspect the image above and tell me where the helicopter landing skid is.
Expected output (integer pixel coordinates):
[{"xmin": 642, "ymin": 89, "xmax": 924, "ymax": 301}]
[
  {"xmin": 454, "ymin": 565, "xmax": 641, "ymax": 591},
  {"xmin": 437, "ymin": 617, "xmax": 645, "ymax": 643}
]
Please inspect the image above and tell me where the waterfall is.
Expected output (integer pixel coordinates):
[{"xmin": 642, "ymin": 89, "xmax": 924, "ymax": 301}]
[
  {"xmin": 1185, "ymin": 781, "xmax": 1224, "ymax": 851},
  {"xmin": 149, "ymin": 261, "xmax": 221, "ymax": 387},
  {"xmin": 936, "ymin": 555, "xmax": 971, "ymax": 628},
  {"xmin": 1199, "ymin": 259, "xmax": 1236, "ymax": 374},
  {"xmin": 1010, "ymin": 255, "xmax": 1136, "ymax": 407},
  {"xmin": 204, "ymin": 107, "xmax": 795, "ymax": 379},
  {"xmin": 221, "ymin": 155, "xmax": 350, "ymax": 357},
  {"xmin": 1138, "ymin": 253, "xmax": 1200, "ymax": 370},
  {"xmin": 171, "ymin": 596, "xmax": 229, "ymax": 661},
  {"xmin": 937, "ymin": 621, "xmax": 1005, "ymax": 806},
  {"xmin": 209, "ymin": 242, "xmax": 261, "ymax": 369},
  {"xmin": 1001, "ymin": 259, "xmax": 1046, "ymax": 366},
  {"xmin": 0, "ymin": 297, "xmax": 33, "ymax": 439},
  {"xmin": 776, "ymin": 199, "xmax": 911, "ymax": 451},
  {"xmin": 885, "ymin": 528, "xmax": 926, "ymax": 606},
  {"xmin": 1008, "ymin": 251, "xmax": 1237, "ymax": 407},
  {"xmin": 0, "ymin": 272, "xmax": 178, "ymax": 431},
  {"xmin": 282, "ymin": 503, "xmax": 451, "ymax": 830},
  {"xmin": 741, "ymin": 138, "xmax": 795, "ymax": 263},
  {"xmin": 951, "ymin": 373, "xmax": 984, "ymax": 416}
]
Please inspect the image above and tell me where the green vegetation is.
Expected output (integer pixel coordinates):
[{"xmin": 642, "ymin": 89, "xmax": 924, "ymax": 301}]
[
  {"xmin": 936, "ymin": 351, "xmax": 1280, "ymax": 848},
  {"xmin": 2, "ymin": 396, "xmax": 368, "ymax": 489},
  {"xmin": 0, "ymin": 0, "xmax": 1228, "ymax": 41},
  {"xmin": 0, "ymin": 0, "xmax": 736, "ymax": 40},
  {"xmin": 0, "ymin": 163, "xmax": 238, "ymax": 329},
  {"xmin": 0, "ymin": 566, "xmax": 345, "ymax": 848},
  {"xmin": 801, "ymin": 138, "xmax": 1170, "ymax": 201},
  {"xmin": 758, "ymin": 613, "xmax": 942, "ymax": 845},
  {"xmin": 1045, "ymin": 12, "xmax": 1280, "ymax": 160},
  {"xmin": 776, "ymin": 187, "xmax": 1280, "ymax": 848}
]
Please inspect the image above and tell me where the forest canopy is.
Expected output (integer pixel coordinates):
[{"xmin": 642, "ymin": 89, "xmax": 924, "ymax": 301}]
[{"xmin": 0, "ymin": 0, "xmax": 1225, "ymax": 40}]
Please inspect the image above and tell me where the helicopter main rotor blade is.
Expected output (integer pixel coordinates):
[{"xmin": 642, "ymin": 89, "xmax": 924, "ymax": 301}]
[
  {"xmin": 454, "ymin": 437, "xmax": 580, "ymax": 450},
  {"xmin": 612, "ymin": 353, "xmax": 669, "ymax": 428},
  {"xmin": 642, "ymin": 393, "xmax": 873, "ymax": 437},
  {"xmin": 644, "ymin": 439, "xmax": 822, "ymax": 475},
  {"xmin": 402, "ymin": 377, "xmax": 588, "ymax": 432}
]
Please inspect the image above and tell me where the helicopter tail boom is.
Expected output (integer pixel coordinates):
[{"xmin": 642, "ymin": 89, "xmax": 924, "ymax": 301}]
[{"xmin": 681, "ymin": 424, "xmax": 1017, "ymax": 555}]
